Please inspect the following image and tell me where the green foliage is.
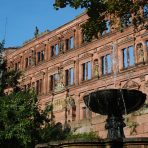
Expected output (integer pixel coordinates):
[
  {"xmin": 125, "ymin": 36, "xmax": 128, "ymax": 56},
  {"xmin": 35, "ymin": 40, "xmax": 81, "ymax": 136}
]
[
  {"xmin": 0, "ymin": 45, "xmax": 55, "ymax": 147},
  {"xmin": 66, "ymin": 131, "xmax": 99, "ymax": 141},
  {"xmin": 0, "ymin": 90, "xmax": 40, "ymax": 147},
  {"xmin": 54, "ymin": 0, "xmax": 148, "ymax": 41},
  {"xmin": 0, "ymin": 89, "xmax": 54, "ymax": 147}
]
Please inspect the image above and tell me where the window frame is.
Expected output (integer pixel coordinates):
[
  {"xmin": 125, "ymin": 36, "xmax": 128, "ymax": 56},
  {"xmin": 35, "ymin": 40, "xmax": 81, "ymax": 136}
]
[
  {"xmin": 102, "ymin": 54, "xmax": 112, "ymax": 75},
  {"xmin": 82, "ymin": 61, "xmax": 92, "ymax": 81},
  {"xmin": 65, "ymin": 67, "xmax": 74, "ymax": 86},
  {"xmin": 122, "ymin": 45, "xmax": 135, "ymax": 69}
]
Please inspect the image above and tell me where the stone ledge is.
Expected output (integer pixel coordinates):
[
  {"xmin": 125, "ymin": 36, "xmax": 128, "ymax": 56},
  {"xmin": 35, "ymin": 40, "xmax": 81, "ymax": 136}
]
[{"xmin": 35, "ymin": 138, "xmax": 148, "ymax": 148}]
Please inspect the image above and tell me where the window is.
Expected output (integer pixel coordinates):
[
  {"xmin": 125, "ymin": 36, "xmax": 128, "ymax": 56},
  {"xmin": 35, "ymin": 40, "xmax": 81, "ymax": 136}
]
[
  {"xmin": 37, "ymin": 52, "xmax": 41, "ymax": 62},
  {"xmin": 51, "ymin": 44, "xmax": 59, "ymax": 57},
  {"xmin": 41, "ymin": 51, "xmax": 45, "ymax": 61},
  {"xmin": 102, "ymin": 54, "xmax": 112, "ymax": 75},
  {"xmin": 25, "ymin": 58, "xmax": 28, "ymax": 68},
  {"xmin": 144, "ymin": 4, "xmax": 148, "ymax": 18},
  {"xmin": 36, "ymin": 79, "xmax": 42, "ymax": 95},
  {"xmin": 82, "ymin": 61, "xmax": 91, "ymax": 81},
  {"xmin": 14, "ymin": 62, "xmax": 20, "ymax": 70},
  {"xmin": 25, "ymin": 56, "xmax": 33, "ymax": 68},
  {"xmin": 37, "ymin": 50, "xmax": 45, "ymax": 62},
  {"xmin": 51, "ymin": 45, "xmax": 54, "ymax": 57},
  {"xmin": 65, "ymin": 68, "xmax": 74, "ymax": 86},
  {"xmin": 55, "ymin": 44, "xmax": 59, "ymax": 55},
  {"xmin": 28, "ymin": 56, "xmax": 32, "ymax": 66},
  {"xmin": 70, "ymin": 37, "xmax": 74, "ymax": 49},
  {"xmin": 102, "ymin": 20, "xmax": 110, "ymax": 35},
  {"xmin": 66, "ymin": 37, "xmax": 74, "ymax": 50},
  {"xmin": 123, "ymin": 46, "xmax": 135, "ymax": 68},
  {"xmin": 50, "ymin": 73, "xmax": 60, "ymax": 91},
  {"xmin": 146, "ymin": 40, "xmax": 148, "ymax": 52}
]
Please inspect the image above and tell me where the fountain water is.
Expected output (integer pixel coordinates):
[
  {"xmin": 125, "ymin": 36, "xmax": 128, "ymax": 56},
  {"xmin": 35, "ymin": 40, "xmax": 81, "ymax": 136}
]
[
  {"xmin": 83, "ymin": 43, "xmax": 146, "ymax": 139},
  {"xmin": 84, "ymin": 89, "xmax": 146, "ymax": 139}
]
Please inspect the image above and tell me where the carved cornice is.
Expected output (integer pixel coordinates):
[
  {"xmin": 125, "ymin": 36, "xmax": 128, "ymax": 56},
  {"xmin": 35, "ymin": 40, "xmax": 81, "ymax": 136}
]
[
  {"xmin": 35, "ymin": 43, "xmax": 45, "ymax": 51},
  {"xmin": 63, "ymin": 60, "xmax": 75, "ymax": 67},
  {"xmin": 34, "ymin": 71, "xmax": 45, "ymax": 79},
  {"xmin": 117, "ymin": 36, "xmax": 134, "ymax": 46},
  {"xmin": 63, "ymin": 29, "xmax": 75, "ymax": 36},
  {"xmin": 48, "ymin": 66, "xmax": 59, "ymax": 74},
  {"xmin": 48, "ymin": 36, "xmax": 59, "ymax": 43},
  {"xmin": 79, "ymin": 53, "xmax": 93, "ymax": 61},
  {"xmin": 98, "ymin": 45, "xmax": 112, "ymax": 53}
]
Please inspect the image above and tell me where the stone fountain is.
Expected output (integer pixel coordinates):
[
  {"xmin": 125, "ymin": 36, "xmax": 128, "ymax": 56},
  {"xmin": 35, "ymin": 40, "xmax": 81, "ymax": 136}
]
[{"xmin": 83, "ymin": 89, "xmax": 146, "ymax": 139}]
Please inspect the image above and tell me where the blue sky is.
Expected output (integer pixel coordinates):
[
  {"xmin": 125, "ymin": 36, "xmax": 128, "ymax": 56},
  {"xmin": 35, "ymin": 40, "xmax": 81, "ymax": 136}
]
[{"xmin": 0, "ymin": 0, "xmax": 83, "ymax": 47}]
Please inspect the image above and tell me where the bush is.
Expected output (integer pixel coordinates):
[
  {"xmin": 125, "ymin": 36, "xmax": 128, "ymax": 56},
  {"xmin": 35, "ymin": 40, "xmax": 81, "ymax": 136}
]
[{"xmin": 66, "ymin": 131, "xmax": 99, "ymax": 141}]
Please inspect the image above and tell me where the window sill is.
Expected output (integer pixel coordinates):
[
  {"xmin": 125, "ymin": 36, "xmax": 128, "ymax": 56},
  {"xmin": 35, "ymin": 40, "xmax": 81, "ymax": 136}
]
[
  {"xmin": 101, "ymin": 72, "xmax": 112, "ymax": 77},
  {"xmin": 120, "ymin": 65, "xmax": 135, "ymax": 71},
  {"xmin": 37, "ymin": 60, "xmax": 45, "ymax": 65},
  {"xmin": 81, "ymin": 78, "xmax": 92, "ymax": 84},
  {"xmin": 135, "ymin": 62, "xmax": 146, "ymax": 66}
]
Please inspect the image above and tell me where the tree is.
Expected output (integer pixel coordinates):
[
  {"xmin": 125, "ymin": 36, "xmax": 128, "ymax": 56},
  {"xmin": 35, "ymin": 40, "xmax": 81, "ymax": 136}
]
[
  {"xmin": 53, "ymin": 0, "xmax": 148, "ymax": 41},
  {"xmin": 0, "ymin": 42, "xmax": 53, "ymax": 147},
  {"xmin": 0, "ymin": 41, "xmax": 70, "ymax": 147}
]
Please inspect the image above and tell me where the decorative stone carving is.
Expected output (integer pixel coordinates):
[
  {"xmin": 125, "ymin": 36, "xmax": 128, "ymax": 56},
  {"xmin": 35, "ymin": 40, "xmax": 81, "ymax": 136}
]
[
  {"xmin": 54, "ymin": 67, "xmax": 65, "ymax": 92},
  {"xmin": 137, "ymin": 43, "xmax": 144, "ymax": 63},
  {"xmin": 53, "ymin": 98, "xmax": 65, "ymax": 111},
  {"xmin": 123, "ymin": 80, "xmax": 140, "ymax": 90},
  {"xmin": 65, "ymin": 96, "xmax": 76, "ymax": 121},
  {"xmin": 79, "ymin": 53, "xmax": 93, "ymax": 61},
  {"xmin": 94, "ymin": 59, "xmax": 99, "ymax": 77},
  {"xmin": 34, "ymin": 71, "xmax": 45, "ymax": 79},
  {"xmin": 59, "ymin": 41, "xmax": 64, "ymax": 53},
  {"xmin": 63, "ymin": 60, "xmax": 75, "ymax": 67},
  {"xmin": 117, "ymin": 36, "xmax": 134, "ymax": 46}
]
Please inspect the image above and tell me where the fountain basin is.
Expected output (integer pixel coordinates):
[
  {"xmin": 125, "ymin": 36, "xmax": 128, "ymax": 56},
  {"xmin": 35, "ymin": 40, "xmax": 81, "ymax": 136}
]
[
  {"xmin": 83, "ymin": 89, "xmax": 146, "ymax": 116},
  {"xmin": 83, "ymin": 89, "xmax": 146, "ymax": 139}
]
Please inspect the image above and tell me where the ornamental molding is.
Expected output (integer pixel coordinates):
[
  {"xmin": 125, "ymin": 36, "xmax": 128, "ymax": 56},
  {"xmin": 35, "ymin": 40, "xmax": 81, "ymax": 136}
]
[
  {"xmin": 122, "ymin": 80, "xmax": 140, "ymax": 90},
  {"xmin": 63, "ymin": 60, "xmax": 75, "ymax": 67},
  {"xmin": 34, "ymin": 71, "xmax": 45, "ymax": 79},
  {"xmin": 79, "ymin": 53, "xmax": 93, "ymax": 61},
  {"xmin": 117, "ymin": 36, "xmax": 134, "ymax": 46},
  {"xmin": 99, "ymin": 44, "xmax": 112, "ymax": 52},
  {"xmin": 48, "ymin": 66, "xmax": 59, "ymax": 74}
]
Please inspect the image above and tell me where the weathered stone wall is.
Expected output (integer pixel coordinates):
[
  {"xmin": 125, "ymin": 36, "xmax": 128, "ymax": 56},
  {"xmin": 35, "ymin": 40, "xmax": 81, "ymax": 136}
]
[{"xmin": 5, "ymin": 13, "xmax": 148, "ymax": 138}]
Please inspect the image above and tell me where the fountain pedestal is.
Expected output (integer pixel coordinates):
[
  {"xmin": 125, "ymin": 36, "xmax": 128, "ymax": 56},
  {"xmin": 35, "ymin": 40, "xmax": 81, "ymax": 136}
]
[{"xmin": 105, "ymin": 116, "xmax": 126, "ymax": 139}]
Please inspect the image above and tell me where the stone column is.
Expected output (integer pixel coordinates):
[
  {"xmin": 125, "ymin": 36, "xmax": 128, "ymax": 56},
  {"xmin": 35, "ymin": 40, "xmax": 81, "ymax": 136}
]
[
  {"xmin": 75, "ymin": 57, "xmax": 79, "ymax": 85},
  {"xmin": 44, "ymin": 43, "xmax": 48, "ymax": 61},
  {"xmin": 44, "ymin": 68, "xmax": 48, "ymax": 95},
  {"xmin": 118, "ymin": 48, "xmax": 123, "ymax": 70},
  {"xmin": 75, "ymin": 94, "xmax": 80, "ymax": 122},
  {"xmin": 98, "ymin": 57, "xmax": 102, "ymax": 77}
]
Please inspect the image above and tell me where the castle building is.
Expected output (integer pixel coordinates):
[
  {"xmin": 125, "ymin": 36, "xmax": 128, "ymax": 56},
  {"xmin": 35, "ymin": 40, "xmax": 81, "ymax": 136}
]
[{"xmin": 5, "ymin": 13, "xmax": 148, "ymax": 138}]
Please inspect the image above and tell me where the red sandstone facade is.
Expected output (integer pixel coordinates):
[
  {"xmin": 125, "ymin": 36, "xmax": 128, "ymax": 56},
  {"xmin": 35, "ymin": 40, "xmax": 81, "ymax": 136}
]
[{"xmin": 6, "ymin": 13, "xmax": 148, "ymax": 138}]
